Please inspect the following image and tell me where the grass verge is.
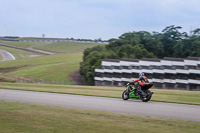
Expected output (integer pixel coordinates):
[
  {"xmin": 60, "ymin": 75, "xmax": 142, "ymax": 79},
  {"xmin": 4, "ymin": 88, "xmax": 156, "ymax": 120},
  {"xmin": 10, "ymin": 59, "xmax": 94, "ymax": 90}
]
[
  {"xmin": 0, "ymin": 53, "xmax": 2, "ymax": 60},
  {"xmin": 0, "ymin": 83, "xmax": 200, "ymax": 105},
  {"xmin": 0, "ymin": 101, "xmax": 199, "ymax": 133}
]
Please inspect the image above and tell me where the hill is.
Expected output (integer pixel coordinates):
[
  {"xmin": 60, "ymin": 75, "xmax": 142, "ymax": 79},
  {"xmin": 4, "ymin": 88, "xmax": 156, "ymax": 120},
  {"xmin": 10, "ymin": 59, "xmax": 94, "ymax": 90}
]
[{"xmin": 0, "ymin": 41, "xmax": 102, "ymax": 84}]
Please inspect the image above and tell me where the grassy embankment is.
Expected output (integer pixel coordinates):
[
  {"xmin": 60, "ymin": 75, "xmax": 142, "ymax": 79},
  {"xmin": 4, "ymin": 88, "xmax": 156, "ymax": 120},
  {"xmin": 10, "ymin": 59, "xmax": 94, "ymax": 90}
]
[
  {"xmin": 0, "ymin": 101, "xmax": 199, "ymax": 133},
  {"xmin": 0, "ymin": 53, "xmax": 2, "ymax": 60},
  {"xmin": 0, "ymin": 40, "xmax": 101, "ymax": 53},
  {"xmin": 0, "ymin": 41, "xmax": 47, "ymax": 48},
  {"xmin": 0, "ymin": 82, "xmax": 200, "ymax": 105},
  {"xmin": 19, "ymin": 37, "xmax": 68, "ymax": 40},
  {"xmin": 0, "ymin": 41, "xmax": 101, "ymax": 83}
]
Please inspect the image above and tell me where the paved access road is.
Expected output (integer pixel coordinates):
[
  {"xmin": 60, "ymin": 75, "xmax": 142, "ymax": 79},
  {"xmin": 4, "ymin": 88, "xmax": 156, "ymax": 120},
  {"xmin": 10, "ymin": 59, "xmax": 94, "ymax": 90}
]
[
  {"xmin": 0, "ymin": 49, "xmax": 15, "ymax": 61},
  {"xmin": 0, "ymin": 89, "xmax": 200, "ymax": 122}
]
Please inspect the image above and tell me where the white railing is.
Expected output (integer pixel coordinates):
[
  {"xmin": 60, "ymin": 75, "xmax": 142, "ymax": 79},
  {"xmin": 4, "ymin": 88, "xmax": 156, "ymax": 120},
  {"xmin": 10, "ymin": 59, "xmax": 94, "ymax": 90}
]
[
  {"xmin": 94, "ymin": 77, "xmax": 104, "ymax": 81},
  {"xmin": 189, "ymin": 69, "xmax": 200, "ymax": 74},
  {"xmin": 112, "ymin": 77, "xmax": 122, "ymax": 81},
  {"xmin": 152, "ymin": 69, "xmax": 165, "ymax": 74},
  {"xmin": 152, "ymin": 78, "xmax": 164, "ymax": 83},
  {"xmin": 163, "ymin": 79, "xmax": 176, "ymax": 83},
  {"xmin": 121, "ymin": 69, "xmax": 131, "ymax": 73},
  {"xmin": 95, "ymin": 69, "xmax": 104, "ymax": 73},
  {"xmin": 112, "ymin": 69, "xmax": 122, "ymax": 73},
  {"xmin": 176, "ymin": 69, "xmax": 189, "ymax": 74},
  {"xmin": 175, "ymin": 79, "xmax": 189, "ymax": 84},
  {"xmin": 164, "ymin": 69, "xmax": 177, "ymax": 74},
  {"xmin": 103, "ymin": 69, "xmax": 113, "ymax": 73},
  {"xmin": 103, "ymin": 77, "xmax": 113, "ymax": 81},
  {"xmin": 188, "ymin": 79, "xmax": 200, "ymax": 84},
  {"xmin": 141, "ymin": 69, "xmax": 153, "ymax": 73},
  {"xmin": 121, "ymin": 78, "xmax": 131, "ymax": 82}
]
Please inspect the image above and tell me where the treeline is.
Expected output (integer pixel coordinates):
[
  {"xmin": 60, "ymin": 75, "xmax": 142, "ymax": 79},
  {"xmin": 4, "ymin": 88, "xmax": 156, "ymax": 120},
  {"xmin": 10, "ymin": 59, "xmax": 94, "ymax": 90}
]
[
  {"xmin": 80, "ymin": 25, "xmax": 200, "ymax": 85},
  {"xmin": 66, "ymin": 37, "xmax": 108, "ymax": 43}
]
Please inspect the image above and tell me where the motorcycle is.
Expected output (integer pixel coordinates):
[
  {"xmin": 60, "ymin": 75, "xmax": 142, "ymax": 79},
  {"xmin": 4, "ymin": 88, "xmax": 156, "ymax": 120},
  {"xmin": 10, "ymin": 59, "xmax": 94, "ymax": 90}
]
[{"xmin": 122, "ymin": 82, "xmax": 154, "ymax": 102}]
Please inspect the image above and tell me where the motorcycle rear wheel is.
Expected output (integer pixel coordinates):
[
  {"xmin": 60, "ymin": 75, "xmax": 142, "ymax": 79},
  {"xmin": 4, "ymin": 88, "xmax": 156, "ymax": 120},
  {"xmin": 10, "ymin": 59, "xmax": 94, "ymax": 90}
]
[
  {"xmin": 141, "ymin": 90, "xmax": 152, "ymax": 102},
  {"xmin": 122, "ymin": 90, "xmax": 129, "ymax": 100}
]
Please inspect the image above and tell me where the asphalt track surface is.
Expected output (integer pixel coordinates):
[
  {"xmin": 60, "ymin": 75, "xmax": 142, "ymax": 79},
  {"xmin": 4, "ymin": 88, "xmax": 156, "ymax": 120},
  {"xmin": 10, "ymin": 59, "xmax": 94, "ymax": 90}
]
[
  {"xmin": 0, "ymin": 49, "xmax": 15, "ymax": 61},
  {"xmin": 0, "ymin": 89, "xmax": 200, "ymax": 122}
]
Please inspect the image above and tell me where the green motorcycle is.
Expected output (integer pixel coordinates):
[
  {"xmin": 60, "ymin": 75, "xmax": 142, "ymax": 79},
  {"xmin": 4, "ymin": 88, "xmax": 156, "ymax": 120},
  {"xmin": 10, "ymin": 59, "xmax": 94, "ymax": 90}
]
[{"xmin": 122, "ymin": 82, "xmax": 154, "ymax": 102}]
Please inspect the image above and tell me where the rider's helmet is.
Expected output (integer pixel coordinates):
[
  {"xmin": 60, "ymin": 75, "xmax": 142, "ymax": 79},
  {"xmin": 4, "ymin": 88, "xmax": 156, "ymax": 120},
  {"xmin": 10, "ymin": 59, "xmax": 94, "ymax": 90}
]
[{"xmin": 139, "ymin": 72, "xmax": 144, "ymax": 77}]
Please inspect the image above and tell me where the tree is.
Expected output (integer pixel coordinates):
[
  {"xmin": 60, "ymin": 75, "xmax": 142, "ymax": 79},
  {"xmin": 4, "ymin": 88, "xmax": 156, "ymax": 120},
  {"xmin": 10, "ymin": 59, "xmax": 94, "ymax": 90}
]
[
  {"xmin": 192, "ymin": 28, "xmax": 200, "ymax": 36},
  {"xmin": 161, "ymin": 25, "xmax": 184, "ymax": 57},
  {"xmin": 80, "ymin": 45, "xmax": 118, "ymax": 85}
]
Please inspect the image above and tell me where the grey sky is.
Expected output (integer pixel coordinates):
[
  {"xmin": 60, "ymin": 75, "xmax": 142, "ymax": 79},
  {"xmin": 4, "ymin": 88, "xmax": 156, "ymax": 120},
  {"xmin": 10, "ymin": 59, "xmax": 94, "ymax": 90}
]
[{"xmin": 0, "ymin": 0, "xmax": 200, "ymax": 40}]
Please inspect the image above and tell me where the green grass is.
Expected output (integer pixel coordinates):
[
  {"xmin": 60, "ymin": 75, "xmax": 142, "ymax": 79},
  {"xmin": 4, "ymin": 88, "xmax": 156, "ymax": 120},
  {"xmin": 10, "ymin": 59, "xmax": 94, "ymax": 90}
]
[
  {"xmin": 0, "ymin": 53, "xmax": 78, "ymax": 68},
  {"xmin": 0, "ymin": 53, "xmax": 81, "ymax": 82},
  {"xmin": 0, "ymin": 83, "xmax": 200, "ymax": 105},
  {"xmin": 0, "ymin": 101, "xmax": 199, "ymax": 133},
  {"xmin": 19, "ymin": 37, "xmax": 67, "ymax": 40},
  {"xmin": 0, "ymin": 41, "xmax": 102, "ymax": 82},
  {"xmin": 0, "ymin": 53, "xmax": 2, "ymax": 60},
  {"xmin": 151, "ymin": 89, "xmax": 200, "ymax": 105},
  {"xmin": 0, "ymin": 41, "xmax": 102, "ymax": 53},
  {"xmin": 0, "ymin": 41, "xmax": 48, "ymax": 48},
  {"xmin": 34, "ymin": 41, "xmax": 101, "ymax": 53}
]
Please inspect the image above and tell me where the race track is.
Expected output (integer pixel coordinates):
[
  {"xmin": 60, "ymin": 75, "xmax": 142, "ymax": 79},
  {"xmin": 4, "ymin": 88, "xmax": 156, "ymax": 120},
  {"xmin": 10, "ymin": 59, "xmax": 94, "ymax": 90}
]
[
  {"xmin": 0, "ymin": 49, "xmax": 15, "ymax": 61},
  {"xmin": 0, "ymin": 89, "xmax": 200, "ymax": 122}
]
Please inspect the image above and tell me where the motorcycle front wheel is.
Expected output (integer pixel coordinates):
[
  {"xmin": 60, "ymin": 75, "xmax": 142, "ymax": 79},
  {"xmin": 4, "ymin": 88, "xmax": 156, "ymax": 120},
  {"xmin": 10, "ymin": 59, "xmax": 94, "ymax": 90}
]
[
  {"xmin": 141, "ymin": 90, "xmax": 152, "ymax": 102},
  {"xmin": 122, "ymin": 90, "xmax": 129, "ymax": 100}
]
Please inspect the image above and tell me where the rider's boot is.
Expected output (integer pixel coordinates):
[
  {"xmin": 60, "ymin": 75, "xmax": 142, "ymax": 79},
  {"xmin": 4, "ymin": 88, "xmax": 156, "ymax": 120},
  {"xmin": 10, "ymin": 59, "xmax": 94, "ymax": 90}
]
[
  {"xmin": 136, "ymin": 86, "xmax": 145, "ymax": 97},
  {"xmin": 127, "ymin": 86, "xmax": 132, "ymax": 93},
  {"xmin": 140, "ymin": 91, "xmax": 146, "ymax": 97},
  {"xmin": 133, "ymin": 89, "xmax": 137, "ymax": 95}
]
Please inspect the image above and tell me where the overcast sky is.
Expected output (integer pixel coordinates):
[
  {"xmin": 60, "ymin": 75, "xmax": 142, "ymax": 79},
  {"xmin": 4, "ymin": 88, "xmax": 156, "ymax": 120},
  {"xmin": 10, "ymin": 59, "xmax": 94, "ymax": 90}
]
[{"xmin": 0, "ymin": 0, "xmax": 200, "ymax": 40}]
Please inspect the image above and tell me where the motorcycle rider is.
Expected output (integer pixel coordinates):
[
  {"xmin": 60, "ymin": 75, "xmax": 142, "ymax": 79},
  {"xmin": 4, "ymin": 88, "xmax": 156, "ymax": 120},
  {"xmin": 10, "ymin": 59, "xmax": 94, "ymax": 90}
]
[{"xmin": 128, "ymin": 72, "xmax": 150, "ymax": 96}]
